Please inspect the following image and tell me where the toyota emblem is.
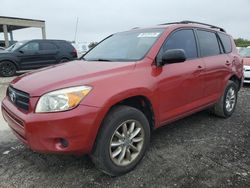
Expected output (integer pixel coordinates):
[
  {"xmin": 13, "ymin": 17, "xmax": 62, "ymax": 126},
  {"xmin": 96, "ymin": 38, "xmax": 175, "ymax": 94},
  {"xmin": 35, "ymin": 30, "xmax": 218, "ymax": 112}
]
[{"xmin": 9, "ymin": 90, "xmax": 16, "ymax": 103}]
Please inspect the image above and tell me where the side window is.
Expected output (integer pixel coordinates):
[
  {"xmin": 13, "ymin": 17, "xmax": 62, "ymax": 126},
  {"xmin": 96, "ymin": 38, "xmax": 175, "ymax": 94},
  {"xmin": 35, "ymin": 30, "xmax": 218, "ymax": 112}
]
[
  {"xmin": 20, "ymin": 42, "xmax": 39, "ymax": 52},
  {"xmin": 197, "ymin": 30, "xmax": 220, "ymax": 57},
  {"xmin": 158, "ymin": 29, "xmax": 198, "ymax": 61},
  {"xmin": 40, "ymin": 42, "xmax": 58, "ymax": 51},
  {"xmin": 218, "ymin": 33, "xmax": 232, "ymax": 53}
]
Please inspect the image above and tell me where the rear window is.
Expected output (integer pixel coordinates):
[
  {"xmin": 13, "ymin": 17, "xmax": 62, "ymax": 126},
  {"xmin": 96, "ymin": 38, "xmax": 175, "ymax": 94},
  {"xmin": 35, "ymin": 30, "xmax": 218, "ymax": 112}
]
[
  {"xmin": 239, "ymin": 48, "xmax": 250, "ymax": 58},
  {"xmin": 197, "ymin": 30, "xmax": 220, "ymax": 57},
  {"xmin": 218, "ymin": 33, "xmax": 232, "ymax": 53}
]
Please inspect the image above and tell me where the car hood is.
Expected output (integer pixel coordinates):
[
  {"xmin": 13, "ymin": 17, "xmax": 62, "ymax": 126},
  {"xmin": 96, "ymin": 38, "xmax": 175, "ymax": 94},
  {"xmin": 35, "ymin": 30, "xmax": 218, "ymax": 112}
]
[
  {"xmin": 243, "ymin": 58, "xmax": 250, "ymax": 66},
  {"xmin": 11, "ymin": 60, "xmax": 136, "ymax": 97}
]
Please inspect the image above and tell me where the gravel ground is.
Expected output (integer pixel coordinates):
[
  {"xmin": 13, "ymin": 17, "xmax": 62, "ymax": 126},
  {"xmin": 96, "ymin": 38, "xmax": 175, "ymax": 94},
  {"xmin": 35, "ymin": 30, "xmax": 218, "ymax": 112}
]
[{"xmin": 0, "ymin": 77, "xmax": 250, "ymax": 188}]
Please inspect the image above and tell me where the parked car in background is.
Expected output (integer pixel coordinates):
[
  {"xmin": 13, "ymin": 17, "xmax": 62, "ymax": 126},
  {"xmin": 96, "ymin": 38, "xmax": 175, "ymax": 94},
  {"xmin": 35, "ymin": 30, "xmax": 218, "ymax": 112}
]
[
  {"xmin": 0, "ymin": 39, "xmax": 77, "ymax": 77},
  {"xmin": 236, "ymin": 47, "xmax": 243, "ymax": 53},
  {"xmin": 72, "ymin": 42, "xmax": 90, "ymax": 58},
  {"xmin": 239, "ymin": 48, "xmax": 250, "ymax": 83},
  {"xmin": 1, "ymin": 21, "xmax": 243, "ymax": 176},
  {"xmin": 0, "ymin": 47, "xmax": 5, "ymax": 51}
]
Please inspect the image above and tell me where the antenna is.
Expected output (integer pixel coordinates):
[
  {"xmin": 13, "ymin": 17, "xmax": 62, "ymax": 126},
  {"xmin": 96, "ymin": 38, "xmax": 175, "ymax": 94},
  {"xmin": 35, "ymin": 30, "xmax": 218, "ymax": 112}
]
[{"xmin": 74, "ymin": 17, "xmax": 79, "ymax": 43}]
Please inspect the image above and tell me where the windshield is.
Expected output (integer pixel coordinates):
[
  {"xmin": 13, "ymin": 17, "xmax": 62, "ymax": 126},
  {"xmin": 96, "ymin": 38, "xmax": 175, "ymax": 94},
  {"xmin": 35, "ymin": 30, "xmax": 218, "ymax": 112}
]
[
  {"xmin": 83, "ymin": 29, "xmax": 164, "ymax": 61},
  {"xmin": 5, "ymin": 41, "xmax": 27, "ymax": 52},
  {"xmin": 239, "ymin": 48, "xmax": 250, "ymax": 58}
]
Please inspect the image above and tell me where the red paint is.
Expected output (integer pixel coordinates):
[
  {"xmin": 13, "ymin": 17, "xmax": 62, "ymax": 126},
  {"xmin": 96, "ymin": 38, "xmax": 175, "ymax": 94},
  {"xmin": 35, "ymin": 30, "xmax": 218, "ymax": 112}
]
[{"xmin": 1, "ymin": 24, "xmax": 243, "ymax": 155}]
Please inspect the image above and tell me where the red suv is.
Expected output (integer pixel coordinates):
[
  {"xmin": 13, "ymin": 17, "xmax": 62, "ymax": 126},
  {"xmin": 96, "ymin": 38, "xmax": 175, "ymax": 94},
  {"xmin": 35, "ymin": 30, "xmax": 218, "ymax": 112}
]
[{"xmin": 1, "ymin": 21, "xmax": 243, "ymax": 176}]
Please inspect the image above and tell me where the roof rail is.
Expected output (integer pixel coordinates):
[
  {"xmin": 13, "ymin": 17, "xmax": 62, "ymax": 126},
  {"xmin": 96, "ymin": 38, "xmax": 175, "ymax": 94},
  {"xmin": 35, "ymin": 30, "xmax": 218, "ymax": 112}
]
[{"xmin": 160, "ymin": 20, "xmax": 226, "ymax": 33}]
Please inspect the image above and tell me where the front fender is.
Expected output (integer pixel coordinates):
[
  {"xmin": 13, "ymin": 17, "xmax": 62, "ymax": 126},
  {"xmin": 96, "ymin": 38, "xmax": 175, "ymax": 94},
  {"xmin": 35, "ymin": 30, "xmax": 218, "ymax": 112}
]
[{"xmin": 84, "ymin": 87, "xmax": 160, "ymax": 128}]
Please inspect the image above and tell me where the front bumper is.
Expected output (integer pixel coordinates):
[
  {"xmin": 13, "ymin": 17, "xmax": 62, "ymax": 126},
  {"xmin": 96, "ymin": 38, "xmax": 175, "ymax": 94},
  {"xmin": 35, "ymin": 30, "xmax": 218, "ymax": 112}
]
[
  {"xmin": 243, "ymin": 65, "xmax": 250, "ymax": 83},
  {"xmin": 1, "ymin": 97, "xmax": 102, "ymax": 155}
]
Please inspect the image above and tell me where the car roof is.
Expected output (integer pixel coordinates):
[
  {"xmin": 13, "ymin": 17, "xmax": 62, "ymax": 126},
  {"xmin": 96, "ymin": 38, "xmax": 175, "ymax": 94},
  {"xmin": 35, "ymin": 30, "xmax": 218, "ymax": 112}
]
[{"xmin": 23, "ymin": 39, "xmax": 69, "ymax": 43}]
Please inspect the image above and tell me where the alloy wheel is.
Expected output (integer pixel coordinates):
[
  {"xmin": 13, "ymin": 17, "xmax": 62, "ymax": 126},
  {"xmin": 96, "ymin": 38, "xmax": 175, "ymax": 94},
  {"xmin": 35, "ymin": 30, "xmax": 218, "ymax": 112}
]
[
  {"xmin": 0, "ymin": 62, "xmax": 15, "ymax": 76},
  {"xmin": 225, "ymin": 87, "xmax": 236, "ymax": 112},
  {"xmin": 109, "ymin": 120, "xmax": 145, "ymax": 166}
]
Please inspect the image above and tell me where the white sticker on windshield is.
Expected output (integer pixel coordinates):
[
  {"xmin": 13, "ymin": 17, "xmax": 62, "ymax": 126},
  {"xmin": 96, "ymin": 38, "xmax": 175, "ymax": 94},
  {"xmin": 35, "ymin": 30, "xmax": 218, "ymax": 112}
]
[{"xmin": 137, "ymin": 32, "xmax": 160, "ymax": 38}]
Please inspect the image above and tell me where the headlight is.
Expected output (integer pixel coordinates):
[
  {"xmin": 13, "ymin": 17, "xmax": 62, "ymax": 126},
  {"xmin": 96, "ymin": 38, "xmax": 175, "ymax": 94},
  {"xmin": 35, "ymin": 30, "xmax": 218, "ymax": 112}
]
[{"xmin": 35, "ymin": 86, "xmax": 92, "ymax": 113}]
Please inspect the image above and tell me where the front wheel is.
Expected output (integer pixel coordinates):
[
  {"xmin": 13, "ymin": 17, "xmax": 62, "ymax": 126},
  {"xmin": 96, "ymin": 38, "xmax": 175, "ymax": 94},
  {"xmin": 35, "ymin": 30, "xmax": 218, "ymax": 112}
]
[
  {"xmin": 0, "ymin": 61, "xmax": 16, "ymax": 77},
  {"xmin": 211, "ymin": 81, "xmax": 238, "ymax": 118},
  {"xmin": 91, "ymin": 106, "xmax": 150, "ymax": 176}
]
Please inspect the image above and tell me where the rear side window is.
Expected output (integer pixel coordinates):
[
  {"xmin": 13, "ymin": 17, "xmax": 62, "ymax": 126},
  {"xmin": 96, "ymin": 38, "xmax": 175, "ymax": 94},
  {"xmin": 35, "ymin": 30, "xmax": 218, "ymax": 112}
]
[
  {"xmin": 40, "ymin": 42, "xmax": 58, "ymax": 50},
  {"xmin": 197, "ymin": 30, "xmax": 220, "ymax": 57},
  {"xmin": 58, "ymin": 41, "xmax": 73, "ymax": 51},
  {"xmin": 162, "ymin": 29, "xmax": 198, "ymax": 59},
  {"xmin": 218, "ymin": 33, "xmax": 232, "ymax": 53}
]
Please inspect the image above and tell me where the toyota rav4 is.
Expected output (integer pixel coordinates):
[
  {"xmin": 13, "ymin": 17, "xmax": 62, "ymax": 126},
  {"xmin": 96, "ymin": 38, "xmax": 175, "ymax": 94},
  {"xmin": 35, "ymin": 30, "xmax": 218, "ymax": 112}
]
[{"xmin": 1, "ymin": 21, "xmax": 243, "ymax": 176}]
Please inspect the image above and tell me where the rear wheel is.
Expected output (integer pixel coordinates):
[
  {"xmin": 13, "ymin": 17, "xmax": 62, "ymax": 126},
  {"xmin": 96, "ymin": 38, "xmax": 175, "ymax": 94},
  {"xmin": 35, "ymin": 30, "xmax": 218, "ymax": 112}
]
[
  {"xmin": 0, "ymin": 61, "xmax": 16, "ymax": 77},
  {"xmin": 59, "ymin": 58, "xmax": 69, "ymax": 63},
  {"xmin": 91, "ymin": 106, "xmax": 150, "ymax": 176},
  {"xmin": 211, "ymin": 81, "xmax": 238, "ymax": 118}
]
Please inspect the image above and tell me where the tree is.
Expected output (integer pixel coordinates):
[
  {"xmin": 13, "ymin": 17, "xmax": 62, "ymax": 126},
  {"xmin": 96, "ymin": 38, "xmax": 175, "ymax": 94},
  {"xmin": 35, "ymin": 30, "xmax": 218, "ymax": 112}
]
[
  {"xmin": 88, "ymin": 42, "xmax": 98, "ymax": 49},
  {"xmin": 234, "ymin": 38, "xmax": 250, "ymax": 47}
]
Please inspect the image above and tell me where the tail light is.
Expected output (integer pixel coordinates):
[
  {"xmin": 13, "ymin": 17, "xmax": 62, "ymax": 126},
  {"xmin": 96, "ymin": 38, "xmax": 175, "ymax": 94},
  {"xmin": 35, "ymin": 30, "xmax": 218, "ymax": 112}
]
[{"xmin": 71, "ymin": 48, "xmax": 78, "ymax": 58}]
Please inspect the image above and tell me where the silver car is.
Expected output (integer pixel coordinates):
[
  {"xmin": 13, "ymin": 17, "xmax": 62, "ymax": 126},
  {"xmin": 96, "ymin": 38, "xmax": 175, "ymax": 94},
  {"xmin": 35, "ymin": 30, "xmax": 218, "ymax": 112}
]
[{"xmin": 240, "ymin": 48, "xmax": 250, "ymax": 83}]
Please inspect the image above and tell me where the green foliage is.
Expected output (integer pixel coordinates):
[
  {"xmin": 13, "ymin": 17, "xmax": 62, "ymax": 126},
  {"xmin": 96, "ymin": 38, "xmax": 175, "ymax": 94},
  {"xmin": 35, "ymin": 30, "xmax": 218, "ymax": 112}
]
[{"xmin": 234, "ymin": 38, "xmax": 250, "ymax": 47}]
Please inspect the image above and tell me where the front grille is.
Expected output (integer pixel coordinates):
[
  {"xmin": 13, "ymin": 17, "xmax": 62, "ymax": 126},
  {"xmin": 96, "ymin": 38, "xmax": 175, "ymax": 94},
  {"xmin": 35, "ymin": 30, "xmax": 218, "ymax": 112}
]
[{"xmin": 7, "ymin": 86, "xmax": 30, "ymax": 111}]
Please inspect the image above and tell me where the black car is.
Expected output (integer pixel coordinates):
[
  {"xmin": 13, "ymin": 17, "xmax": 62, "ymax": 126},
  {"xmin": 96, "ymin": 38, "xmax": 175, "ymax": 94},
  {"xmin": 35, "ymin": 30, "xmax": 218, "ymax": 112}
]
[{"xmin": 0, "ymin": 40, "xmax": 77, "ymax": 77}]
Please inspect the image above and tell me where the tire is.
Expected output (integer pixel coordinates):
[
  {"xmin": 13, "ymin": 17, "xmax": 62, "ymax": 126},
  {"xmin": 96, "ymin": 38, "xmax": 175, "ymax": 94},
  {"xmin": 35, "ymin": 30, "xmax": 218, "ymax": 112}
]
[
  {"xmin": 0, "ymin": 61, "xmax": 16, "ymax": 77},
  {"xmin": 91, "ymin": 105, "xmax": 150, "ymax": 176},
  {"xmin": 59, "ymin": 58, "xmax": 69, "ymax": 63},
  {"xmin": 211, "ymin": 81, "xmax": 238, "ymax": 118}
]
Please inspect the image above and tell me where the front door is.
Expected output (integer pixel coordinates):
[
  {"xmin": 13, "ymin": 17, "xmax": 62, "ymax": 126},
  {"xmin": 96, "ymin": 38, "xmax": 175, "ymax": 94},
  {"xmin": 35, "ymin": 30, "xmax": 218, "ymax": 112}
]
[
  {"xmin": 155, "ymin": 29, "xmax": 205, "ymax": 123},
  {"xmin": 17, "ymin": 41, "xmax": 42, "ymax": 69}
]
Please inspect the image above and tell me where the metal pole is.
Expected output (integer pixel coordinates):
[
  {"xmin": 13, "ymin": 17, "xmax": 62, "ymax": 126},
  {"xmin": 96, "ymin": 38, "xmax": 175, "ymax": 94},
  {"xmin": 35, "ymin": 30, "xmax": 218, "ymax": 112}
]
[
  {"xmin": 10, "ymin": 30, "xmax": 14, "ymax": 42},
  {"xmin": 41, "ymin": 26, "xmax": 46, "ymax": 39},
  {"xmin": 74, "ymin": 17, "xmax": 79, "ymax": 43},
  {"xmin": 3, "ymin": 25, "xmax": 9, "ymax": 47}
]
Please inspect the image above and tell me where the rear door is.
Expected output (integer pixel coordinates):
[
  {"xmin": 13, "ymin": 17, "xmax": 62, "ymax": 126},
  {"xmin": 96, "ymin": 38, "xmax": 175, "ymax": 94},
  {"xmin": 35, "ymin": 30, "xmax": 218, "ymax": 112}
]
[
  {"xmin": 196, "ymin": 29, "xmax": 231, "ymax": 101},
  {"xmin": 39, "ymin": 41, "xmax": 59, "ymax": 66},
  {"xmin": 156, "ymin": 29, "xmax": 206, "ymax": 123}
]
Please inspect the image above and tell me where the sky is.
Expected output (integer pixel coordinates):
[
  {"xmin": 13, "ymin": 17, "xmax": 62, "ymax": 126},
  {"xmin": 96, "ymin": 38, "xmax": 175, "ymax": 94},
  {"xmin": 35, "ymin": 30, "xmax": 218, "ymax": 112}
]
[{"xmin": 0, "ymin": 0, "xmax": 250, "ymax": 43}]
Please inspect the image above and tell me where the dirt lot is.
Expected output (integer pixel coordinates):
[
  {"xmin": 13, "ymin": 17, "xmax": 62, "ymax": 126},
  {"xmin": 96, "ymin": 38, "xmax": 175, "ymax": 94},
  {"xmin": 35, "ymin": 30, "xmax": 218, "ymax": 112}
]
[{"xmin": 0, "ymin": 77, "xmax": 250, "ymax": 188}]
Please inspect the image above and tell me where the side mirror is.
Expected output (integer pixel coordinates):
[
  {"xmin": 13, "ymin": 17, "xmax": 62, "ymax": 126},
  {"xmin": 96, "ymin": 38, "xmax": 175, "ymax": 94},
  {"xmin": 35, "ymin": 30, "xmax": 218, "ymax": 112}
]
[{"xmin": 161, "ymin": 49, "xmax": 186, "ymax": 66}]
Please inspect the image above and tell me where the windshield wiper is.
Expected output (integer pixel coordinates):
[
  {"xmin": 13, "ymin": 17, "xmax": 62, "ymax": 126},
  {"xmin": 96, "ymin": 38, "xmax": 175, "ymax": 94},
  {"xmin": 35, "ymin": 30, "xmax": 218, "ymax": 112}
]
[{"xmin": 88, "ymin": 58, "xmax": 112, "ymax": 62}]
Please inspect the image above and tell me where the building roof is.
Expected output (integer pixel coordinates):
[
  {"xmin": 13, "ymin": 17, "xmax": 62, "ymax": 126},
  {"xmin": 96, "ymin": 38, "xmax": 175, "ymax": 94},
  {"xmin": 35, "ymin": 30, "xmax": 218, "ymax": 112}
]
[
  {"xmin": 0, "ymin": 16, "xmax": 45, "ymax": 32},
  {"xmin": 0, "ymin": 16, "xmax": 45, "ymax": 23}
]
